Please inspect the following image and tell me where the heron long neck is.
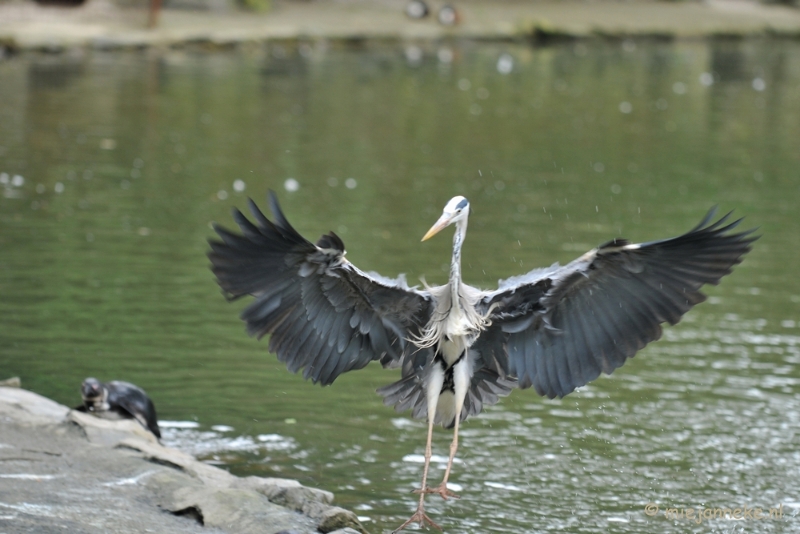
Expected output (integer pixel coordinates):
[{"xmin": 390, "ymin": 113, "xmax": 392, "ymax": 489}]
[{"xmin": 449, "ymin": 219, "xmax": 467, "ymax": 307}]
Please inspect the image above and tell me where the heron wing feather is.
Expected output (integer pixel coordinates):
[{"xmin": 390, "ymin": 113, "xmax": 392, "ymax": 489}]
[
  {"xmin": 481, "ymin": 208, "xmax": 757, "ymax": 399},
  {"xmin": 209, "ymin": 191, "xmax": 433, "ymax": 386}
]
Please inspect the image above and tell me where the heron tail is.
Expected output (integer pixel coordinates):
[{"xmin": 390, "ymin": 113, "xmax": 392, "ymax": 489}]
[{"xmin": 376, "ymin": 366, "xmax": 517, "ymax": 428}]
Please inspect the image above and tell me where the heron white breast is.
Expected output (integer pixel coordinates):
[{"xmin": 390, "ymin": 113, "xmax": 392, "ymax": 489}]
[{"xmin": 440, "ymin": 337, "xmax": 466, "ymax": 366}]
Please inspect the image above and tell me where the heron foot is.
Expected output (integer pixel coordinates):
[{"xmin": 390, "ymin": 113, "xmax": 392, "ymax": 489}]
[
  {"xmin": 392, "ymin": 507, "xmax": 442, "ymax": 533},
  {"xmin": 413, "ymin": 483, "xmax": 460, "ymax": 500}
]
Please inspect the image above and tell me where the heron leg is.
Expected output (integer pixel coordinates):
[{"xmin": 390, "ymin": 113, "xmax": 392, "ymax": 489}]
[
  {"xmin": 421, "ymin": 359, "xmax": 468, "ymax": 500},
  {"xmin": 394, "ymin": 364, "xmax": 452, "ymax": 532},
  {"xmin": 419, "ymin": 414, "xmax": 436, "ymax": 496},
  {"xmin": 393, "ymin": 416, "xmax": 442, "ymax": 533},
  {"xmin": 419, "ymin": 414, "xmax": 461, "ymax": 500}
]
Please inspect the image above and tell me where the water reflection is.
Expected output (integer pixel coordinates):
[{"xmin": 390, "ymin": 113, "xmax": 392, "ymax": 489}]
[
  {"xmin": 27, "ymin": 56, "xmax": 85, "ymax": 90},
  {"xmin": 0, "ymin": 40, "xmax": 798, "ymax": 533}
]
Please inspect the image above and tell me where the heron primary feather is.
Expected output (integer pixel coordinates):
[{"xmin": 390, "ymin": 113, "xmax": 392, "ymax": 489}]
[{"xmin": 208, "ymin": 192, "xmax": 756, "ymax": 532}]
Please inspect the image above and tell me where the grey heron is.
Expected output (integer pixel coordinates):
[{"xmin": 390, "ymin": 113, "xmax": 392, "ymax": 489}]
[{"xmin": 208, "ymin": 192, "xmax": 755, "ymax": 531}]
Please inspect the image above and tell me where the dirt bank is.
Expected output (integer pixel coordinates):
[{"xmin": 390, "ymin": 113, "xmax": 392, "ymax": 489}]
[{"xmin": 1, "ymin": 0, "xmax": 799, "ymax": 53}]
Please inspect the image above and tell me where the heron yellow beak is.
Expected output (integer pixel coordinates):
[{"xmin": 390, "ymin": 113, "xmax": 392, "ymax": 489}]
[{"xmin": 421, "ymin": 214, "xmax": 453, "ymax": 241}]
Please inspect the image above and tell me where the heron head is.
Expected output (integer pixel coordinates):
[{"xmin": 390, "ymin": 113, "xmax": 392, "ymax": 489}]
[{"xmin": 422, "ymin": 196, "xmax": 470, "ymax": 241}]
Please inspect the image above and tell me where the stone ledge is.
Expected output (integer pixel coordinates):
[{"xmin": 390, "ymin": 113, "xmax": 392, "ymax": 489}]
[{"xmin": 0, "ymin": 384, "xmax": 367, "ymax": 534}]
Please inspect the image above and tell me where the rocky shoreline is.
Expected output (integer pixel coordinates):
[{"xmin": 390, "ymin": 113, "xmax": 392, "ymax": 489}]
[
  {"xmin": 0, "ymin": 383, "xmax": 366, "ymax": 534},
  {"xmin": 1, "ymin": 0, "xmax": 800, "ymax": 54}
]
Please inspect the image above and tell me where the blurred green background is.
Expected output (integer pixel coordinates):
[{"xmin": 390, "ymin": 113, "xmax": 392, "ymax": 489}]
[{"xmin": 1, "ymin": 40, "xmax": 798, "ymax": 532}]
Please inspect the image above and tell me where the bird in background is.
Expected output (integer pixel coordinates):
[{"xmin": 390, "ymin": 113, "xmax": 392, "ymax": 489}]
[
  {"xmin": 405, "ymin": 0, "xmax": 429, "ymax": 19},
  {"xmin": 405, "ymin": 1, "xmax": 461, "ymax": 26},
  {"xmin": 437, "ymin": 4, "xmax": 460, "ymax": 26},
  {"xmin": 76, "ymin": 378, "xmax": 161, "ymax": 439},
  {"xmin": 208, "ymin": 192, "xmax": 755, "ymax": 532}
]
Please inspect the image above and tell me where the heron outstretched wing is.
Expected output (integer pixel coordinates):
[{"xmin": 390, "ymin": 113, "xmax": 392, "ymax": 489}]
[
  {"xmin": 480, "ymin": 209, "xmax": 758, "ymax": 398},
  {"xmin": 209, "ymin": 191, "xmax": 433, "ymax": 386}
]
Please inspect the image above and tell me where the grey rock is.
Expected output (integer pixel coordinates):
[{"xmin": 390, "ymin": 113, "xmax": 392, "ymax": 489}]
[
  {"xmin": 327, "ymin": 529, "xmax": 363, "ymax": 534},
  {"xmin": 318, "ymin": 506, "xmax": 367, "ymax": 534},
  {"xmin": 145, "ymin": 467, "xmax": 206, "ymax": 498},
  {"xmin": 0, "ymin": 376, "xmax": 21, "ymax": 387},
  {"xmin": 233, "ymin": 475, "xmax": 334, "ymax": 510},
  {"xmin": 302, "ymin": 499, "xmax": 333, "ymax": 521},
  {"xmin": 0, "ymin": 419, "xmax": 224, "ymax": 534},
  {"xmin": 69, "ymin": 408, "xmax": 158, "ymax": 446},
  {"xmin": 0, "ymin": 385, "xmax": 70, "ymax": 425},
  {"xmin": 0, "ymin": 388, "xmax": 363, "ymax": 534},
  {"xmin": 117, "ymin": 436, "xmax": 237, "ymax": 488},
  {"xmin": 161, "ymin": 485, "xmax": 319, "ymax": 534}
]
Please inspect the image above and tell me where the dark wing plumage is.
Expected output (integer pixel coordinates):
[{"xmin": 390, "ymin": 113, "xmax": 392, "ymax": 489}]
[
  {"xmin": 462, "ymin": 327, "xmax": 518, "ymax": 420},
  {"xmin": 480, "ymin": 208, "xmax": 758, "ymax": 399},
  {"xmin": 106, "ymin": 381, "xmax": 161, "ymax": 439},
  {"xmin": 208, "ymin": 191, "xmax": 433, "ymax": 386}
]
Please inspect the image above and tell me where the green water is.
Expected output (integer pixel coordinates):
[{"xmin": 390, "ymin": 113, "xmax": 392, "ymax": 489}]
[{"xmin": 1, "ymin": 40, "xmax": 798, "ymax": 532}]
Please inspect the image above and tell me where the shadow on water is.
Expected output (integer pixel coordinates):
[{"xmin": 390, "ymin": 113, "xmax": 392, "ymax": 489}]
[{"xmin": 1, "ymin": 39, "xmax": 799, "ymax": 532}]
